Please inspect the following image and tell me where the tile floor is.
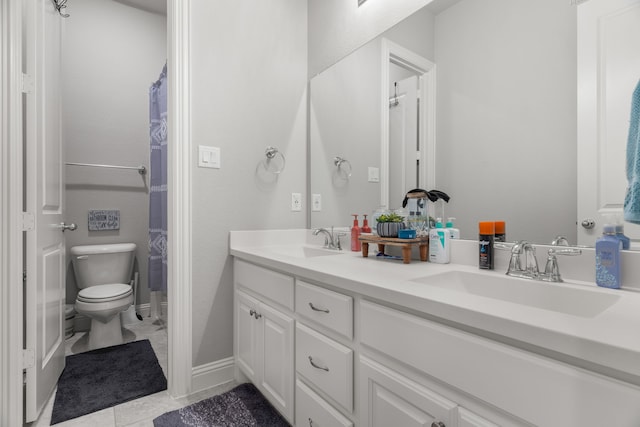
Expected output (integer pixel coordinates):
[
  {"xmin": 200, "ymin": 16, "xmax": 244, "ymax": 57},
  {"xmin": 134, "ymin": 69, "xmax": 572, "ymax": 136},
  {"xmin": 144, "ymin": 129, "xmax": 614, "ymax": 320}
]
[{"xmin": 29, "ymin": 316, "xmax": 237, "ymax": 427}]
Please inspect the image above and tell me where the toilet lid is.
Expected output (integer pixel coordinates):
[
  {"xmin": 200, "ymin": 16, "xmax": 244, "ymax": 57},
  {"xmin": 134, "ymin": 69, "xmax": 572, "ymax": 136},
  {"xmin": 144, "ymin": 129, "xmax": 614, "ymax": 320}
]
[{"xmin": 77, "ymin": 284, "xmax": 132, "ymax": 303}]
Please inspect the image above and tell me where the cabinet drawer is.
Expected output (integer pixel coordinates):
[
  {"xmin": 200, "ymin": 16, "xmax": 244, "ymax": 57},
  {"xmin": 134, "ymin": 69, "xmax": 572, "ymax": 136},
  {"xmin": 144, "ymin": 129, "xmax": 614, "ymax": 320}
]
[
  {"xmin": 296, "ymin": 379, "xmax": 353, "ymax": 427},
  {"xmin": 234, "ymin": 259, "xmax": 294, "ymax": 310},
  {"xmin": 360, "ymin": 300, "xmax": 640, "ymax": 427},
  {"xmin": 296, "ymin": 280, "xmax": 353, "ymax": 339},
  {"xmin": 296, "ymin": 323, "xmax": 353, "ymax": 412}
]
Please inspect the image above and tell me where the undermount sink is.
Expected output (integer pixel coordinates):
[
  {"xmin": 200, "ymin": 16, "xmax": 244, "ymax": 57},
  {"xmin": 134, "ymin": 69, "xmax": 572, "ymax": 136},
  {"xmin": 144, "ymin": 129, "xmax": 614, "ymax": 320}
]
[
  {"xmin": 266, "ymin": 245, "xmax": 344, "ymax": 259},
  {"xmin": 410, "ymin": 270, "xmax": 621, "ymax": 318}
]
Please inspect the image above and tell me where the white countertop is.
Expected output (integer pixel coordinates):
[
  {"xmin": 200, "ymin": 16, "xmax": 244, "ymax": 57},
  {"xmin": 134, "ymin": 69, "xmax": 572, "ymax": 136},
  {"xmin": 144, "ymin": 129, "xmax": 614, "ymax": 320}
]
[{"xmin": 230, "ymin": 229, "xmax": 640, "ymax": 385}]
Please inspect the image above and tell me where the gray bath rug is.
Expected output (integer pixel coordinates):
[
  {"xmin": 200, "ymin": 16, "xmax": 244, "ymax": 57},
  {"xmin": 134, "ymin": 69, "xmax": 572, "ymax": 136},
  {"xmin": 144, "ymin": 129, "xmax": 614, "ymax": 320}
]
[
  {"xmin": 51, "ymin": 339, "xmax": 167, "ymax": 424},
  {"xmin": 153, "ymin": 383, "xmax": 290, "ymax": 427}
]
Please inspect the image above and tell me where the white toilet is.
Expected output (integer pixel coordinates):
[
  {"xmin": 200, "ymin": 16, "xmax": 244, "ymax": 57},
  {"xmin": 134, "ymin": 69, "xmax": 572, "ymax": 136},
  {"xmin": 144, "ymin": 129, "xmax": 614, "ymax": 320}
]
[{"xmin": 71, "ymin": 243, "xmax": 136, "ymax": 350}]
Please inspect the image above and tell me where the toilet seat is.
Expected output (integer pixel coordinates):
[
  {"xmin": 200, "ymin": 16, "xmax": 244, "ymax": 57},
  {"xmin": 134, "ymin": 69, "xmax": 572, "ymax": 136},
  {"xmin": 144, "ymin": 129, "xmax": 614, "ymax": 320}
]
[{"xmin": 77, "ymin": 283, "xmax": 132, "ymax": 303}]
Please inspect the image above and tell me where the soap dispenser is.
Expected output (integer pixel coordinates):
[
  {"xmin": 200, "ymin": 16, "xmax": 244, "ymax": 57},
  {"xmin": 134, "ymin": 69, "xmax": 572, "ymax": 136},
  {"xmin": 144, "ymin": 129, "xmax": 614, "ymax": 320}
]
[
  {"xmin": 351, "ymin": 214, "xmax": 361, "ymax": 252},
  {"xmin": 595, "ymin": 224, "xmax": 622, "ymax": 289},
  {"xmin": 446, "ymin": 217, "xmax": 460, "ymax": 239},
  {"xmin": 361, "ymin": 215, "xmax": 372, "ymax": 233},
  {"xmin": 429, "ymin": 218, "xmax": 450, "ymax": 263}
]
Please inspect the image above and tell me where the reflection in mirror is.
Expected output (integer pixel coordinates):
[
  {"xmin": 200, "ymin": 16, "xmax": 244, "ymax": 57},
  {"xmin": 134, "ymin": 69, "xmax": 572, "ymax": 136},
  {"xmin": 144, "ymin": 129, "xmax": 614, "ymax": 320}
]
[{"xmin": 311, "ymin": 0, "xmax": 584, "ymax": 245}]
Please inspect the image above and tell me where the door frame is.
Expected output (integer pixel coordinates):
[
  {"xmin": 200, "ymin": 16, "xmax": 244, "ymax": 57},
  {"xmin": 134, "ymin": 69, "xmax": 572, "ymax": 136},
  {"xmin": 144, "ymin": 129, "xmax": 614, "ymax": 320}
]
[
  {"xmin": 380, "ymin": 38, "xmax": 436, "ymax": 209},
  {"xmin": 0, "ymin": 0, "xmax": 193, "ymax": 424}
]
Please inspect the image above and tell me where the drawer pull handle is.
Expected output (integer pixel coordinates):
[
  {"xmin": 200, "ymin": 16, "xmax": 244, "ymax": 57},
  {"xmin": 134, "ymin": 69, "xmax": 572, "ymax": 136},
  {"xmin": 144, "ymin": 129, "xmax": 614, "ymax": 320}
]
[
  {"xmin": 431, "ymin": 422, "xmax": 445, "ymax": 427},
  {"xmin": 308, "ymin": 302, "xmax": 330, "ymax": 314},
  {"xmin": 249, "ymin": 309, "xmax": 261, "ymax": 319},
  {"xmin": 308, "ymin": 356, "xmax": 329, "ymax": 372}
]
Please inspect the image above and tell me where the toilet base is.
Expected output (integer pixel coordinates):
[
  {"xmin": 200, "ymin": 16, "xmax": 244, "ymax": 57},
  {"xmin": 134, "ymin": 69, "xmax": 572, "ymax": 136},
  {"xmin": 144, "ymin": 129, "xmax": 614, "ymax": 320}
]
[{"xmin": 88, "ymin": 315, "xmax": 124, "ymax": 350}]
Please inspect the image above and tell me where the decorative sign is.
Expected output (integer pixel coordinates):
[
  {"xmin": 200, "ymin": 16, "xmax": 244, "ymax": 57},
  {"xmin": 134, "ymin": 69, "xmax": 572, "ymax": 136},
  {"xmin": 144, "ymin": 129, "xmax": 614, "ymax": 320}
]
[{"xmin": 88, "ymin": 209, "xmax": 120, "ymax": 231}]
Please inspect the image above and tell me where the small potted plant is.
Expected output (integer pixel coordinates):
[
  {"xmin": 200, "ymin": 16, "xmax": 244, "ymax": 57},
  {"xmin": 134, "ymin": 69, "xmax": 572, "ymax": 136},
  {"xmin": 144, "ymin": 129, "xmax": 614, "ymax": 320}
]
[{"xmin": 376, "ymin": 212, "xmax": 406, "ymax": 238}]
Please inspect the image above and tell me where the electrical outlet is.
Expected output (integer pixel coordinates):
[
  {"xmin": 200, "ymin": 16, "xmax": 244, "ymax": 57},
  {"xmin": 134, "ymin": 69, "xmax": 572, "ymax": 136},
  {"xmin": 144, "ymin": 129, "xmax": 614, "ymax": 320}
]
[
  {"xmin": 312, "ymin": 194, "xmax": 322, "ymax": 211},
  {"xmin": 291, "ymin": 193, "xmax": 302, "ymax": 211}
]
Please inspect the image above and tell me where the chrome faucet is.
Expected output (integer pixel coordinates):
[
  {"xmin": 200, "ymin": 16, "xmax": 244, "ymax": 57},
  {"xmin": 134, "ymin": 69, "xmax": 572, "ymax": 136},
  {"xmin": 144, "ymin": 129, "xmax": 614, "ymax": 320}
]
[
  {"xmin": 505, "ymin": 241, "xmax": 540, "ymax": 279},
  {"xmin": 539, "ymin": 237, "xmax": 582, "ymax": 282},
  {"xmin": 313, "ymin": 227, "xmax": 342, "ymax": 250}
]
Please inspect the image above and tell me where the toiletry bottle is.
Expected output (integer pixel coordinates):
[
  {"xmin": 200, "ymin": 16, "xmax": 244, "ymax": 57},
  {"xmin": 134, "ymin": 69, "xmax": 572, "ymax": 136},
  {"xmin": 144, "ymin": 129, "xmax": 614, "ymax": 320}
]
[
  {"xmin": 595, "ymin": 224, "xmax": 622, "ymax": 289},
  {"xmin": 494, "ymin": 221, "xmax": 506, "ymax": 242},
  {"xmin": 429, "ymin": 218, "xmax": 450, "ymax": 263},
  {"xmin": 361, "ymin": 215, "xmax": 372, "ymax": 233},
  {"xmin": 351, "ymin": 214, "xmax": 361, "ymax": 252},
  {"xmin": 479, "ymin": 221, "xmax": 495, "ymax": 270},
  {"xmin": 615, "ymin": 223, "xmax": 631, "ymax": 250},
  {"xmin": 446, "ymin": 217, "xmax": 460, "ymax": 239}
]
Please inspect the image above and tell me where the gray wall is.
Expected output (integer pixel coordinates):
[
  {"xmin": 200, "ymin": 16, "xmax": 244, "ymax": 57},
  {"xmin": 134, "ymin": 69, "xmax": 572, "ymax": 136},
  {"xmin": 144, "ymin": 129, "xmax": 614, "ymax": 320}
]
[
  {"xmin": 62, "ymin": 0, "xmax": 166, "ymax": 306},
  {"xmin": 308, "ymin": 0, "xmax": 432, "ymax": 77},
  {"xmin": 434, "ymin": 0, "xmax": 577, "ymax": 242},
  {"xmin": 190, "ymin": 0, "xmax": 308, "ymax": 366}
]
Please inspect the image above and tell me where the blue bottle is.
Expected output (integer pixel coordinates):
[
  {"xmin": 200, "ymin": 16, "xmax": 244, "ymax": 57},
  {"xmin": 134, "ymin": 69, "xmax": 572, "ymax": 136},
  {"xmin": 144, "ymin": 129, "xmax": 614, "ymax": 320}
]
[
  {"xmin": 595, "ymin": 224, "xmax": 622, "ymax": 289},
  {"xmin": 615, "ymin": 223, "xmax": 631, "ymax": 250}
]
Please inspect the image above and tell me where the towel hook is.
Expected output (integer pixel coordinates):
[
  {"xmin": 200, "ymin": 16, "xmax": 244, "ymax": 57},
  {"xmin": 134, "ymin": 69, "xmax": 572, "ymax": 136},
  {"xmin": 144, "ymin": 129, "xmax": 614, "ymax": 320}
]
[
  {"xmin": 334, "ymin": 156, "xmax": 352, "ymax": 178},
  {"xmin": 263, "ymin": 146, "xmax": 286, "ymax": 174},
  {"xmin": 50, "ymin": 0, "xmax": 70, "ymax": 17},
  {"xmin": 389, "ymin": 82, "xmax": 399, "ymax": 108}
]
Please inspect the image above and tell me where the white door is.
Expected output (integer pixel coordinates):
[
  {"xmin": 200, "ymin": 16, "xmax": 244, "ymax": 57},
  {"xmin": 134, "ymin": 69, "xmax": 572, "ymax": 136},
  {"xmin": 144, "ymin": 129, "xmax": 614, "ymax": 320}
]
[
  {"xmin": 389, "ymin": 75, "xmax": 419, "ymax": 207},
  {"xmin": 24, "ymin": 0, "xmax": 67, "ymax": 421},
  {"xmin": 577, "ymin": 0, "xmax": 640, "ymax": 246}
]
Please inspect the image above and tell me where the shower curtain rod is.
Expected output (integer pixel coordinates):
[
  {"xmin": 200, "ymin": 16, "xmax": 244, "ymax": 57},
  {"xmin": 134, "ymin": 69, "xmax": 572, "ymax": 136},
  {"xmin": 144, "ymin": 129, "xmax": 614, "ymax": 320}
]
[{"xmin": 65, "ymin": 162, "xmax": 147, "ymax": 175}]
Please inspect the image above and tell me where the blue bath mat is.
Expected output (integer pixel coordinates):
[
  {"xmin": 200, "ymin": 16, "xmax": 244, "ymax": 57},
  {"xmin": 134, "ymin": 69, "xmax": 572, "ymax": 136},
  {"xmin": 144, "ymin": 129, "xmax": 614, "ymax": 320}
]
[
  {"xmin": 51, "ymin": 339, "xmax": 167, "ymax": 424},
  {"xmin": 153, "ymin": 383, "xmax": 290, "ymax": 427}
]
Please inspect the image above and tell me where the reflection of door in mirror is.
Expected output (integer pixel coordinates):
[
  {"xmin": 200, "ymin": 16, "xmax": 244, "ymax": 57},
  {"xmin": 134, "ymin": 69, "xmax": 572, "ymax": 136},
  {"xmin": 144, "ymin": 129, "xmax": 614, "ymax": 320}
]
[
  {"xmin": 577, "ymin": 0, "xmax": 640, "ymax": 248},
  {"xmin": 389, "ymin": 73, "xmax": 419, "ymax": 208},
  {"xmin": 380, "ymin": 39, "xmax": 436, "ymax": 211}
]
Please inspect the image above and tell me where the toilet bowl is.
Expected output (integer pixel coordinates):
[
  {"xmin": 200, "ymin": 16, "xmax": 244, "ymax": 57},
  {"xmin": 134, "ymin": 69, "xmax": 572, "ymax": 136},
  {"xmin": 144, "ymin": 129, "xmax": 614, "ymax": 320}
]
[{"xmin": 71, "ymin": 243, "xmax": 136, "ymax": 350}]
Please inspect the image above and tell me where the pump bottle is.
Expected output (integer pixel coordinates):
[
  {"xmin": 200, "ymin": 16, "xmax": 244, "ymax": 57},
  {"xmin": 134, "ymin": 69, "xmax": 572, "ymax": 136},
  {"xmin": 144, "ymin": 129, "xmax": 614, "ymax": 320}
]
[
  {"xmin": 446, "ymin": 217, "xmax": 460, "ymax": 239},
  {"xmin": 351, "ymin": 214, "xmax": 361, "ymax": 251},
  {"xmin": 361, "ymin": 215, "xmax": 372, "ymax": 233},
  {"xmin": 429, "ymin": 218, "xmax": 450, "ymax": 263}
]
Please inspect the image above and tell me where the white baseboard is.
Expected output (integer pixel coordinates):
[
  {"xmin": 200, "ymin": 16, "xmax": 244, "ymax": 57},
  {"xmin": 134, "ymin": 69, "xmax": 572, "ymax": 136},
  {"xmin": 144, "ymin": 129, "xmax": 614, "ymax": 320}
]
[{"xmin": 191, "ymin": 357, "xmax": 235, "ymax": 394}]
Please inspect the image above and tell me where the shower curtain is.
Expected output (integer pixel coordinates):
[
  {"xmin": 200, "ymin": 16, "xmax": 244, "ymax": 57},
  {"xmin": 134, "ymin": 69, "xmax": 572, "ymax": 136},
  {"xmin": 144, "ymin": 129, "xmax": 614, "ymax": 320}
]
[{"xmin": 148, "ymin": 64, "xmax": 168, "ymax": 292}]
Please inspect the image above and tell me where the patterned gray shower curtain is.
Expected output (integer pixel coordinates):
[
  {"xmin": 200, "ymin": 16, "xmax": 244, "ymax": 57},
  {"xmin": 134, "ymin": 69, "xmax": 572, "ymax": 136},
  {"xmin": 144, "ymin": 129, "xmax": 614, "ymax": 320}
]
[{"xmin": 148, "ymin": 64, "xmax": 167, "ymax": 292}]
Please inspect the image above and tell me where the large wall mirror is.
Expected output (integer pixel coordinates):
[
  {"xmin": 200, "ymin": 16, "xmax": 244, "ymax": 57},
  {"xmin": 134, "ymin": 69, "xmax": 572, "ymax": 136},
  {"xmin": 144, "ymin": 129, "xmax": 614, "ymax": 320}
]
[{"xmin": 309, "ymin": 0, "xmax": 640, "ymax": 248}]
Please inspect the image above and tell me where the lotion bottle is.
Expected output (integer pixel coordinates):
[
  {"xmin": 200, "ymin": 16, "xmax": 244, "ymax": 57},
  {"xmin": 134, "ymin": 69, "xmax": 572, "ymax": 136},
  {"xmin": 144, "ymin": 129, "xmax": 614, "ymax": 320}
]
[
  {"xmin": 595, "ymin": 224, "xmax": 622, "ymax": 289},
  {"xmin": 351, "ymin": 214, "xmax": 361, "ymax": 252},
  {"xmin": 429, "ymin": 218, "xmax": 450, "ymax": 263},
  {"xmin": 446, "ymin": 217, "xmax": 460, "ymax": 239}
]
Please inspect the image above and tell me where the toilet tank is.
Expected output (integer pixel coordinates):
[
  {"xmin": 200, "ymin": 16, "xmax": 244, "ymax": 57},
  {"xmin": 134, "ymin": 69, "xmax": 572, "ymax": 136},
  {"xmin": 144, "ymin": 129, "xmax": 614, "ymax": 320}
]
[{"xmin": 70, "ymin": 243, "xmax": 137, "ymax": 289}]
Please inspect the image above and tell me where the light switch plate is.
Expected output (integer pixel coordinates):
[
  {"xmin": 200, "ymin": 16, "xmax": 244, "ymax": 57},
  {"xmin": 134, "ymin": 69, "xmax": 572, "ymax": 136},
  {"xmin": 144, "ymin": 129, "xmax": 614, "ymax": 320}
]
[
  {"xmin": 312, "ymin": 194, "xmax": 322, "ymax": 211},
  {"xmin": 198, "ymin": 145, "xmax": 220, "ymax": 169},
  {"xmin": 368, "ymin": 167, "xmax": 380, "ymax": 182}
]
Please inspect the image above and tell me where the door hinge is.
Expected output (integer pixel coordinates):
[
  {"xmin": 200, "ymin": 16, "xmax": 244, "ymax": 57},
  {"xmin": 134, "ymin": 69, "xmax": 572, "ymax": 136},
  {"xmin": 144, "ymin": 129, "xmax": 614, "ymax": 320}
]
[
  {"xmin": 22, "ymin": 212, "xmax": 35, "ymax": 231},
  {"xmin": 21, "ymin": 73, "xmax": 33, "ymax": 94},
  {"xmin": 23, "ymin": 348, "xmax": 35, "ymax": 370}
]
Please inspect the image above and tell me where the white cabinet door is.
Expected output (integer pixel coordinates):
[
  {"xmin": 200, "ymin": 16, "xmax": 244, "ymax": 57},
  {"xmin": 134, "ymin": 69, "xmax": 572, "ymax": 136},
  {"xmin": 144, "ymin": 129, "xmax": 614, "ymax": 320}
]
[
  {"xmin": 258, "ymin": 301, "xmax": 294, "ymax": 422},
  {"xmin": 235, "ymin": 290, "xmax": 259, "ymax": 382},
  {"xmin": 360, "ymin": 356, "xmax": 457, "ymax": 427},
  {"xmin": 457, "ymin": 408, "xmax": 499, "ymax": 427},
  {"xmin": 234, "ymin": 289, "xmax": 294, "ymax": 423},
  {"xmin": 577, "ymin": 0, "xmax": 640, "ymax": 246}
]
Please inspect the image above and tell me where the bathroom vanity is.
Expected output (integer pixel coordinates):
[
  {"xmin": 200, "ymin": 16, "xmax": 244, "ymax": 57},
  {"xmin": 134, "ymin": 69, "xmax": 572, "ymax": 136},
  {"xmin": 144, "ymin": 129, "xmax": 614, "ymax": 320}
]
[{"xmin": 231, "ymin": 230, "xmax": 640, "ymax": 426}]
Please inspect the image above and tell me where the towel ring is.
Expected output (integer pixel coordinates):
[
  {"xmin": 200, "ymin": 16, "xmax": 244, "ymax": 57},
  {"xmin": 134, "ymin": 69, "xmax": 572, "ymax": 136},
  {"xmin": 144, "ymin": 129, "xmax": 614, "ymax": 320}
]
[
  {"xmin": 263, "ymin": 146, "xmax": 286, "ymax": 174},
  {"xmin": 334, "ymin": 156, "xmax": 352, "ymax": 178}
]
